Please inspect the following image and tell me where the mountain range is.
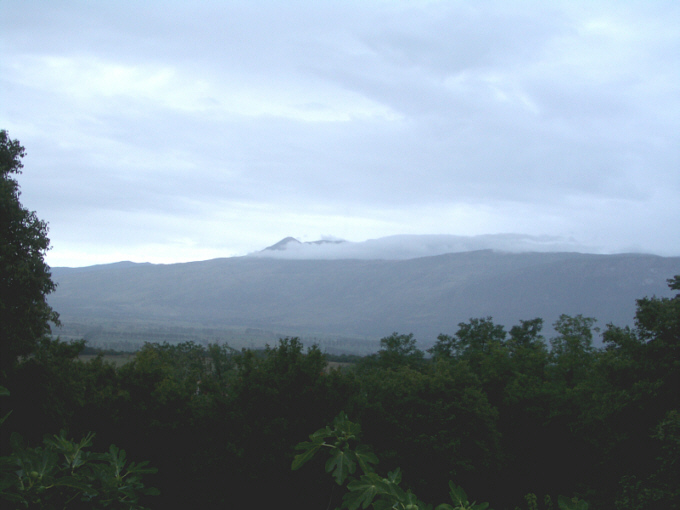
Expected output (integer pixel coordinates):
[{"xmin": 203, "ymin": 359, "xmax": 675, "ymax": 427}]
[{"xmin": 48, "ymin": 235, "xmax": 680, "ymax": 352}]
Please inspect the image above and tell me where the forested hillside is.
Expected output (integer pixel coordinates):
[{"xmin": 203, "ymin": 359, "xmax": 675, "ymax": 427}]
[{"xmin": 49, "ymin": 251, "xmax": 680, "ymax": 352}]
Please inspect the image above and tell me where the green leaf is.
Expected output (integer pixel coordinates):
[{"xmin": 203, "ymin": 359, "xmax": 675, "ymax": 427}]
[
  {"xmin": 334, "ymin": 412, "xmax": 362, "ymax": 440},
  {"xmin": 354, "ymin": 444, "xmax": 379, "ymax": 475},
  {"xmin": 403, "ymin": 491, "xmax": 426, "ymax": 510},
  {"xmin": 52, "ymin": 476, "xmax": 98, "ymax": 495},
  {"xmin": 292, "ymin": 443, "xmax": 322, "ymax": 470},
  {"xmin": 78, "ymin": 431, "xmax": 96, "ymax": 450},
  {"xmin": 108, "ymin": 444, "xmax": 127, "ymax": 476},
  {"xmin": 0, "ymin": 410, "xmax": 11, "ymax": 426},
  {"xmin": 36, "ymin": 448, "xmax": 58, "ymax": 476},
  {"xmin": 310, "ymin": 426, "xmax": 333, "ymax": 441},
  {"xmin": 448, "ymin": 482, "xmax": 469, "ymax": 507},
  {"xmin": 294, "ymin": 440, "xmax": 323, "ymax": 451},
  {"xmin": 343, "ymin": 473, "xmax": 384, "ymax": 510},
  {"xmin": 325, "ymin": 449, "xmax": 356, "ymax": 485},
  {"xmin": 333, "ymin": 412, "xmax": 350, "ymax": 429},
  {"xmin": 386, "ymin": 468, "xmax": 402, "ymax": 485},
  {"xmin": 127, "ymin": 462, "xmax": 158, "ymax": 475}
]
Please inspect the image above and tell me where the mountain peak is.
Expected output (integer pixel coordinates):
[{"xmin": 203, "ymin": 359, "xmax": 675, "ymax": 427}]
[{"xmin": 264, "ymin": 237, "xmax": 301, "ymax": 251}]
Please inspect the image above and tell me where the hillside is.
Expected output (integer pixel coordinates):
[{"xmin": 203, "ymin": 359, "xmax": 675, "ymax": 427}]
[{"xmin": 49, "ymin": 249, "xmax": 680, "ymax": 351}]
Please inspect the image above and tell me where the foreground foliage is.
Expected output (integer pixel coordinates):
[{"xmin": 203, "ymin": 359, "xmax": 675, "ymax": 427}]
[
  {"xmin": 293, "ymin": 412, "xmax": 491, "ymax": 510},
  {"xmin": 0, "ymin": 427, "xmax": 158, "ymax": 509},
  {"xmin": 293, "ymin": 412, "xmax": 593, "ymax": 510}
]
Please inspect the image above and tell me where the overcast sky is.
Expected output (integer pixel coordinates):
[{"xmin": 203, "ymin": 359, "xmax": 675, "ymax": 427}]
[{"xmin": 2, "ymin": 1, "xmax": 679, "ymax": 267}]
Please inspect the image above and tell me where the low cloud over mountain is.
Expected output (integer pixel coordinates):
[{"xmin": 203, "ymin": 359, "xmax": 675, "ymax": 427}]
[{"xmin": 250, "ymin": 234, "xmax": 600, "ymax": 260}]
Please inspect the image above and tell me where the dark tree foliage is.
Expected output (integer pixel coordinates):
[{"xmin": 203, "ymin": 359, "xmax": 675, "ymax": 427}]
[
  {"xmin": 3, "ymin": 275, "xmax": 677, "ymax": 509},
  {"xmin": 429, "ymin": 317, "xmax": 507, "ymax": 361},
  {"xmin": 593, "ymin": 276, "xmax": 680, "ymax": 509},
  {"xmin": 81, "ymin": 338, "xmax": 353, "ymax": 508},
  {"xmin": 0, "ymin": 130, "xmax": 59, "ymax": 377},
  {"xmin": 378, "ymin": 333, "xmax": 424, "ymax": 366},
  {"xmin": 349, "ymin": 360, "xmax": 500, "ymax": 504},
  {"xmin": 358, "ymin": 332, "xmax": 426, "ymax": 371}
]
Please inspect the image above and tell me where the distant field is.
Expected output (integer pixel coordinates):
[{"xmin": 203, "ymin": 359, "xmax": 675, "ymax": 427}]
[
  {"xmin": 78, "ymin": 355, "xmax": 354, "ymax": 370},
  {"xmin": 78, "ymin": 353, "xmax": 136, "ymax": 367},
  {"xmin": 55, "ymin": 318, "xmax": 379, "ymax": 356}
]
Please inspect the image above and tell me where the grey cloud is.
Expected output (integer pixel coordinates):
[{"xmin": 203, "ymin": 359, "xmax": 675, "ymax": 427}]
[{"xmin": 2, "ymin": 1, "xmax": 679, "ymax": 266}]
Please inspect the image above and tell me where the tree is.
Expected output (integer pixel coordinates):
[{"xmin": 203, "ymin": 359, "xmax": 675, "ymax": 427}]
[
  {"xmin": 429, "ymin": 317, "xmax": 506, "ymax": 361},
  {"xmin": 377, "ymin": 333, "xmax": 425, "ymax": 369},
  {"xmin": 0, "ymin": 130, "xmax": 59, "ymax": 377},
  {"xmin": 599, "ymin": 276, "xmax": 680, "ymax": 508},
  {"xmin": 508, "ymin": 318, "xmax": 545, "ymax": 352},
  {"xmin": 549, "ymin": 315, "xmax": 597, "ymax": 388}
]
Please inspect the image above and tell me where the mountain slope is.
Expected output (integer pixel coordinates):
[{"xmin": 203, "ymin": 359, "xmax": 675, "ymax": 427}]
[{"xmin": 49, "ymin": 250, "xmax": 680, "ymax": 349}]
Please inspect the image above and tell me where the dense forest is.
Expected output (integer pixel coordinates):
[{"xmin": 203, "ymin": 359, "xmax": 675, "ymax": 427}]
[{"xmin": 2, "ymin": 130, "xmax": 679, "ymax": 509}]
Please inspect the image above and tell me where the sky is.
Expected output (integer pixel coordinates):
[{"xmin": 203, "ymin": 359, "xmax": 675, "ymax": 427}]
[{"xmin": 1, "ymin": 1, "xmax": 679, "ymax": 267}]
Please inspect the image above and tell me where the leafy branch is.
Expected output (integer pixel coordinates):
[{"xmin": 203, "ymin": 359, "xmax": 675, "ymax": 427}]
[
  {"xmin": 292, "ymin": 412, "xmax": 491, "ymax": 510},
  {"xmin": 1, "ymin": 429, "xmax": 158, "ymax": 509}
]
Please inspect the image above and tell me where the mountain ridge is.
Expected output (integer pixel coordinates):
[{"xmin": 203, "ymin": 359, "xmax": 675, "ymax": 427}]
[
  {"xmin": 49, "ymin": 249, "xmax": 680, "ymax": 352},
  {"xmin": 262, "ymin": 236, "xmax": 347, "ymax": 252}
]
